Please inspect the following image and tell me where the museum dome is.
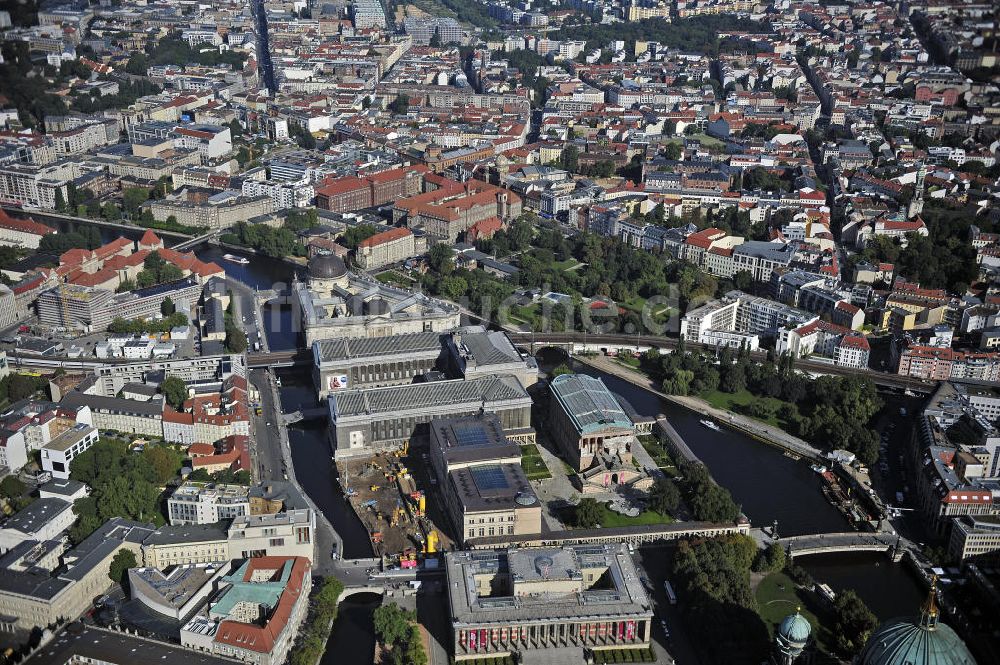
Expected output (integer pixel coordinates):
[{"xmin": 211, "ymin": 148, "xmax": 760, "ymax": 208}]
[
  {"xmin": 308, "ymin": 253, "xmax": 347, "ymax": 280},
  {"xmin": 777, "ymin": 610, "xmax": 811, "ymax": 646},
  {"xmin": 857, "ymin": 579, "xmax": 977, "ymax": 665}
]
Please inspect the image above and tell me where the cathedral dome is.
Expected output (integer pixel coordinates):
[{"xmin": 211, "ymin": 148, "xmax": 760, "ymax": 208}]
[
  {"xmin": 778, "ymin": 611, "xmax": 811, "ymax": 647},
  {"xmin": 857, "ymin": 579, "xmax": 976, "ymax": 665},
  {"xmin": 308, "ymin": 253, "xmax": 347, "ymax": 280}
]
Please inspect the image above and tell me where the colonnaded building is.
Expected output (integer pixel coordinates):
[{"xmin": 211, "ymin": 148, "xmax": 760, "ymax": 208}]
[{"xmin": 445, "ymin": 543, "xmax": 654, "ymax": 662}]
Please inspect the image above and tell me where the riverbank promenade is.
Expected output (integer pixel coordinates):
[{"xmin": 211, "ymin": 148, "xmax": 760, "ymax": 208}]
[{"xmin": 574, "ymin": 355, "xmax": 823, "ymax": 461}]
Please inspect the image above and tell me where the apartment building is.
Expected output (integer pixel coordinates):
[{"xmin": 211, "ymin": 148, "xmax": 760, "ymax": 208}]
[
  {"xmin": 39, "ymin": 423, "xmax": 99, "ymax": 480},
  {"xmin": 355, "ymin": 227, "xmax": 415, "ymax": 270},
  {"xmin": 168, "ymin": 482, "xmax": 251, "ymax": 526},
  {"xmin": 59, "ymin": 392, "xmax": 165, "ymax": 438}
]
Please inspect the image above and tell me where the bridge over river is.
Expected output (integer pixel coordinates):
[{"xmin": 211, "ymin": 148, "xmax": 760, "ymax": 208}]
[{"xmin": 752, "ymin": 529, "xmax": 906, "ymax": 561}]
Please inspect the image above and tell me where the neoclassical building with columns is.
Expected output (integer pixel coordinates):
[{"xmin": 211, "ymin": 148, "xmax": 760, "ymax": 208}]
[{"xmin": 445, "ymin": 543, "xmax": 654, "ymax": 661}]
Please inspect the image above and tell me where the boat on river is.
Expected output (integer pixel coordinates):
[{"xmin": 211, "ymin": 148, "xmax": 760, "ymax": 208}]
[
  {"xmin": 222, "ymin": 253, "xmax": 250, "ymax": 264},
  {"xmin": 700, "ymin": 419, "xmax": 721, "ymax": 431}
]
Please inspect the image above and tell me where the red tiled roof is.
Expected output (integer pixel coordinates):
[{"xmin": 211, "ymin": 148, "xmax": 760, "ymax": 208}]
[
  {"xmin": 358, "ymin": 226, "xmax": 412, "ymax": 249},
  {"xmin": 0, "ymin": 210, "xmax": 54, "ymax": 237}
]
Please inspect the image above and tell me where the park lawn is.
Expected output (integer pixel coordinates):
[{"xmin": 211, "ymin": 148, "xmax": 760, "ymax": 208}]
[
  {"xmin": 519, "ymin": 444, "xmax": 552, "ymax": 480},
  {"xmin": 596, "ymin": 504, "xmax": 673, "ymax": 528},
  {"xmin": 615, "ymin": 355, "xmax": 641, "ymax": 370},
  {"xmin": 374, "ymin": 270, "xmax": 413, "ymax": 287},
  {"xmin": 620, "ymin": 295, "xmax": 647, "ymax": 314},
  {"xmin": 689, "ymin": 132, "xmax": 726, "ymax": 149},
  {"xmin": 755, "ymin": 572, "xmax": 836, "ymax": 655},
  {"xmin": 553, "ymin": 258, "xmax": 583, "ymax": 272},
  {"xmin": 700, "ymin": 389, "xmax": 794, "ymax": 430},
  {"xmin": 637, "ymin": 435, "xmax": 676, "ymax": 471}
]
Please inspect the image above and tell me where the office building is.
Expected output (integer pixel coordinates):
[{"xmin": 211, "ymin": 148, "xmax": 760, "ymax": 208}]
[
  {"xmin": 949, "ymin": 515, "xmax": 1000, "ymax": 566},
  {"xmin": 0, "ymin": 519, "xmax": 155, "ymax": 634},
  {"xmin": 36, "ymin": 284, "xmax": 115, "ymax": 331},
  {"xmin": 355, "ymin": 227, "xmax": 415, "ymax": 270},
  {"xmin": 445, "ymin": 544, "xmax": 654, "ymax": 662},
  {"xmin": 39, "ymin": 423, "xmax": 98, "ymax": 480}
]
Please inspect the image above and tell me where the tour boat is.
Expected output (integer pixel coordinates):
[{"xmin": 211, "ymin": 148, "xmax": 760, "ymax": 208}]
[
  {"xmin": 700, "ymin": 419, "xmax": 721, "ymax": 431},
  {"xmin": 810, "ymin": 463, "xmax": 828, "ymax": 474},
  {"xmin": 222, "ymin": 253, "xmax": 250, "ymax": 265}
]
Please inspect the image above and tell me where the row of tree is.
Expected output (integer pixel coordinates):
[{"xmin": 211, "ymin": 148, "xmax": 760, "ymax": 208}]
[
  {"xmin": 221, "ymin": 221, "xmax": 304, "ymax": 259},
  {"xmin": 646, "ymin": 345, "xmax": 882, "ymax": 465},
  {"xmin": 69, "ymin": 439, "xmax": 184, "ymax": 542}
]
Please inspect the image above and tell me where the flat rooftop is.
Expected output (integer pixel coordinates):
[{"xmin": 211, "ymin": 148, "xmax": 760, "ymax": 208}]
[
  {"xmin": 431, "ymin": 415, "xmax": 521, "ymax": 467},
  {"xmin": 42, "ymin": 423, "xmax": 96, "ymax": 454},
  {"xmin": 25, "ymin": 625, "xmax": 238, "ymax": 665},
  {"xmin": 446, "ymin": 543, "xmax": 652, "ymax": 625},
  {"xmin": 449, "ymin": 463, "xmax": 538, "ymax": 512},
  {"xmin": 130, "ymin": 564, "xmax": 219, "ymax": 611}
]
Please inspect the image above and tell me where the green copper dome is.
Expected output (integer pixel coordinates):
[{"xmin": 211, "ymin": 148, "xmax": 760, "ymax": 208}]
[
  {"xmin": 857, "ymin": 579, "xmax": 977, "ymax": 665},
  {"xmin": 778, "ymin": 611, "xmax": 812, "ymax": 645}
]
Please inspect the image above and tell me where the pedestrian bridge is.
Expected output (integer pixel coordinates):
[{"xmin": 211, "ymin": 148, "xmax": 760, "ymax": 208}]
[{"xmin": 778, "ymin": 532, "xmax": 902, "ymax": 560}]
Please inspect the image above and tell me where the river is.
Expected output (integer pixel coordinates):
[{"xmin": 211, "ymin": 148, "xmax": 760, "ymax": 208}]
[
  {"xmin": 194, "ymin": 245, "xmax": 303, "ymax": 350},
  {"xmin": 203, "ymin": 245, "xmax": 928, "ymax": 636}
]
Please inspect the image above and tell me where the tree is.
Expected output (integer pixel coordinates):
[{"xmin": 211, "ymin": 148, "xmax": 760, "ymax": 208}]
[
  {"xmin": 572, "ymin": 498, "xmax": 603, "ymax": 528},
  {"xmin": 732, "ymin": 270, "xmax": 753, "ymax": 292},
  {"xmin": 0, "ymin": 475, "xmax": 25, "ymax": 500},
  {"xmin": 161, "ymin": 375, "xmax": 187, "ymax": 410},
  {"xmin": 388, "ymin": 94, "xmax": 409, "ymax": 115},
  {"xmin": 122, "ymin": 187, "xmax": 150, "ymax": 215},
  {"xmin": 428, "ymin": 243, "xmax": 454, "ymax": 275},
  {"xmin": 753, "ymin": 541, "xmax": 786, "ymax": 573},
  {"xmin": 6, "ymin": 373, "xmax": 43, "ymax": 401},
  {"xmin": 160, "ymin": 296, "xmax": 176, "ymax": 316},
  {"xmin": 225, "ymin": 318, "xmax": 248, "ymax": 353},
  {"xmin": 108, "ymin": 548, "xmax": 137, "ymax": 589},
  {"xmin": 143, "ymin": 445, "xmax": 182, "ymax": 485},
  {"xmin": 125, "ymin": 52, "xmax": 149, "ymax": 75},
  {"xmin": 551, "ymin": 363, "xmax": 573, "ymax": 378},
  {"xmin": 54, "ymin": 188, "xmax": 66, "ymax": 212},
  {"xmin": 373, "ymin": 603, "xmax": 415, "ymax": 648},
  {"xmin": 833, "ymin": 590, "xmax": 877, "ymax": 657},
  {"xmin": 560, "ymin": 144, "xmax": 580, "ymax": 172},
  {"xmin": 648, "ymin": 477, "xmax": 681, "ymax": 515}
]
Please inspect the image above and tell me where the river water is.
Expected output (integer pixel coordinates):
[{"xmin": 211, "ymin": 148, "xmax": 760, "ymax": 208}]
[{"xmin": 202, "ymin": 245, "xmax": 928, "ymax": 656}]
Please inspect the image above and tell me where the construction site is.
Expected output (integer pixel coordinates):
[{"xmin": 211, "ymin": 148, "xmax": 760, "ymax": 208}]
[{"xmin": 337, "ymin": 443, "xmax": 455, "ymax": 565}]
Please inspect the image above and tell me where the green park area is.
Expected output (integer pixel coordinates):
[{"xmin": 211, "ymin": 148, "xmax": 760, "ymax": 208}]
[
  {"xmin": 755, "ymin": 571, "xmax": 837, "ymax": 656},
  {"xmin": 519, "ymin": 444, "xmax": 552, "ymax": 480}
]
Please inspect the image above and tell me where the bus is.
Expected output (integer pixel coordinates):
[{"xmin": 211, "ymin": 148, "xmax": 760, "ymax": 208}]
[{"xmin": 663, "ymin": 580, "xmax": 677, "ymax": 605}]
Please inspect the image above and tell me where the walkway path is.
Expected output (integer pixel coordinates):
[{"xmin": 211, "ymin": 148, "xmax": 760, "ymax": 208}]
[{"xmin": 575, "ymin": 355, "xmax": 823, "ymax": 461}]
